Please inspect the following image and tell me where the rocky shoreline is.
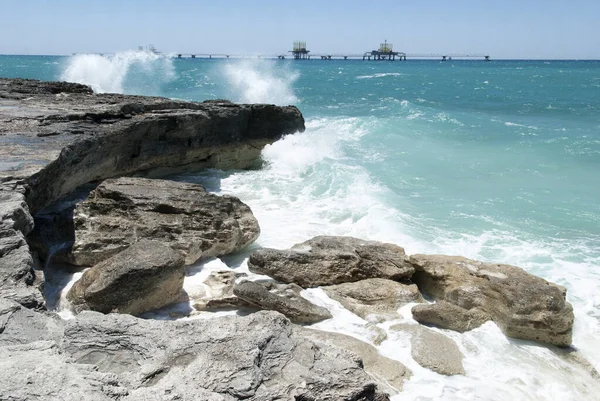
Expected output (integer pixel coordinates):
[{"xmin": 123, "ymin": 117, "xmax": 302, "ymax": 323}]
[{"xmin": 0, "ymin": 78, "xmax": 586, "ymax": 400}]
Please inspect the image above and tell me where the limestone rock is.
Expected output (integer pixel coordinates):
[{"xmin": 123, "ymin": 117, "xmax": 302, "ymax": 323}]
[
  {"xmin": 324, "ymin": 278, "xmax": 424, "ymax": 321},
  {"xmin": 248, "ymin": 236, "xmax": 414, "ymax": 287},
  {"xmin": 391, "ymin": 324, "xmax": 465, "ymax": 376},
  {"xmin": 301, "ymin": 328, "xmax": 411, "ymax": 395},
  {"xmin": 193, "ymin": 270, "xmax": 249, "ymax": 311},
  {"xmin": 411, "ymin": 301, "xmax": 490, "ymax": 332},
  {"xmin": 70, "ymin": 177, "xmax": 260, "ymax": 266},
  {"xmin": 67, "ymin": 240, "xmax": 185, "ymax": 315},
  {"xmin": 233, "ymin": 281, "xmax": 332, "ymax": 324},
  {"xmin": 0, "ymin": 190, "xmax": 44, "ymax": 308},
  {"xmin": 410, "ymin": 254, "xmax": 574, "ymax": 347}
]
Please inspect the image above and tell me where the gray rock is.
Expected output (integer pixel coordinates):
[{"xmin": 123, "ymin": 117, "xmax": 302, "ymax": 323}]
[
  {"xmin": 70, "ymin": 177, "xmax": 260, "ymax": 266},
  {"xmin": 301, "ymin": 328, "xmax": 411, "ymax": 395},
  {"xmin": 411, "ymin": 301, "xmax": 490, "ymax": 332},
  {"xmin": 67, "ymin": 240, "xmax": 185, "ymax": 315},
  {"xmin": 193, "ymin": 270, "xmax": 249, "ymax": 311},
  {"xmin": 0, "ymin": 190, "xmax": 44, "ymax": 308},
  {"xmin": 248, "ymin": 236, "xmax": 414, "ymax": 287},
  {"xmin": 233, "ymin": 281, "xmax": 332, "ymax": 324},
  {"xmin": 324, "ymin": 278, "xmax": 424, "ymax": 322},
  {"xmin": 410, "ymin": 254, "xmax": 574, "ymax": 347},
  {"xmin": 391, "ymin": 324, "xmax": 465, "ymax": 376},
  {"xmin": 0, "ymin": 304, "xmax": 390, "ymax": 400}
]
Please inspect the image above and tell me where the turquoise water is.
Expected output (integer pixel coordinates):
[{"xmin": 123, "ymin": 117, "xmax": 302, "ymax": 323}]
[{"xmin": 2, "ymin": 53, "xmax": 600, "ymax": 399}]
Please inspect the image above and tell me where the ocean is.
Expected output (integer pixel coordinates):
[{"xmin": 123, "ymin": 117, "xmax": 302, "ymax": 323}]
[{"xmin": 1, "ymin": 52, "xmax": 600, "ymax": 400}]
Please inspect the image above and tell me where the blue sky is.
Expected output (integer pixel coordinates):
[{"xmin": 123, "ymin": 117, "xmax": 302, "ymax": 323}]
[{"xmin": 1, "ymin": 0, "xmax": 599, "ymax": 59}]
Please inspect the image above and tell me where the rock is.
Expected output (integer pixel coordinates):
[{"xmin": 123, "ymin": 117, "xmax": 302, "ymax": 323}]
[
  {"xmin": 0, "ymin": 190, "xmax": 44, "ymax": 308},
  {"xmin": 248, "ymin": 236, "xmax": 414, "ymax": 287},
  {"xmin": 0, "ymin": 297, "xmax": 63, "ymax": 345},
  {"xmin": 67, "ymin": 240, "xmax": 185, "ymax": 315},
  {"xmin": 410, "ymin": 254, "xmax": 574, "ymax": 347},
  {"xmin": 193, "ymin": 270, "xmax": 249, "ymax": 311},
  {"xmin": 233, "ymin": 281, "xmax": 332, "ymax": 324},
  {"xmin": 324, "ymin": 278, "xmax": 424, "ymax": 322},
  {"xmin": 70, "ymin": 177, "xmax": 260, "ymax": 266},
  {"xmin": 301, "ymin": 328, "xmax": 411, "ymax": 395},
  {"xmin": 411, "ymin": 301, "xmax": 490, "ymax": 332},
  {"xmin": 391, "ymin": 324, "xmax": 465, "ymax": 376},
  {"xmin": 0, "ymin": 306, "xmax": 389, "ymax": 400}
]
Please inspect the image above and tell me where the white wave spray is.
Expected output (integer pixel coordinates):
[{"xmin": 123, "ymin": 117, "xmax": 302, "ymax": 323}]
[
  {"xmin": 222, "ymin": 59, "xmax": 299, "ymax": 105},
  {"xmin": 61, "ymin": 50, "xmax": 174, "ymax": 94}
]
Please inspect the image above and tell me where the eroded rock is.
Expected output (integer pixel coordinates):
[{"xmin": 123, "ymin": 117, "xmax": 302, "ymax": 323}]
[
  {"xmin": 70, "ymin": 177, "xmax": 260, "ymax": 266},
  {"xmin": 324, "ymin": 278, "xmax": 424, "ymax": 322},
  {"xmin": 67, "ymin": 240, "xmax": 185, "ymax": 315},
  {"xmin": 391, "ymin": 324, "xmax": 465, "ymax": 376},
  {"xmin": 233, "ymin": 280, "xmax": 332, "ymax": 324},
  {"xmin": 411, "ymin": 301, "xmax": 490, "ymax": 332},
  {"xmin": 248, "ymin": 236, "xmax": 414, "ymax": 287},
  {"xmin": 192, "ymin": 270, "xmax": 249, "ymax": 311},
  {"xmin": 410, "ymin": 254, "xmax": 574, "ymax": 347}
]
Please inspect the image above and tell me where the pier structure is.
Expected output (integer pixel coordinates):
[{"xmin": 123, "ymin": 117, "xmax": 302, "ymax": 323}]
[
  {"xmin": 363, "ymin": 40, "xmax": 406, "ymax": 61},
  {"xmin": 289, "ymin": 41, "xmax": 310, "ymax": 60}
]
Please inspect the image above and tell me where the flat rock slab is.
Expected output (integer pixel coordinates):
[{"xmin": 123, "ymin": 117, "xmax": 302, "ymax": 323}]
[
  {"xmin": 411, "ymin": 301, "xmax": 490, "ymax": 333},
  {"xmin": 0, "ymin": 298, "xmax": 390, "ymax": 401},
  {"xmin": 234, "ymin": 281, "xmax": 332, "ymax": 324},
  {"xmin": 67, "ymin": 240, "xmax": 185, "ymax": 316},
  {"xmin": 410, "ymin": 254, "xmax": 574, "ymax": 347},
  {"xmin": 301, "ymin": 328, "xmax": 411, "ymax": 395},
  {"xmin": 248, "ymin": 236, "xmax": 414, "ymax": 287},
  {"xmin": 70, "ymin": 177, "xmax": 260, "ymax": 266},
  {"xmin": 391, "ymin": 324, "xmax": 465, "ymax": 376},
  {"xmin": 324, "ymin": 278, "xmax": 424, "ymax": 322}
]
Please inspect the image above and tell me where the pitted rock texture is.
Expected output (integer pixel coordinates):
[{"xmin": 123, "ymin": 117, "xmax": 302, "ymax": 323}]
[
  {"xmin": 248, "ymin": 236, "xmax": 414, "ymax": 287},
  {"xmin": 67, "ymin": 240, "xmax": 185, "ymax": 315},
  {"xmin": 70, "ymin": 177, "xmax": 260, "ymax": 266},
  {"xmin": 410, "ymin": 254, "xmax": 574, "ymax": 347}
]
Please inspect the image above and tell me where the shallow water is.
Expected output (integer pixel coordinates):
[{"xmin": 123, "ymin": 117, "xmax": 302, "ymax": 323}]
[{"xmin": 3, "ymin": 52, "xmax": 600, "ymax": 400}]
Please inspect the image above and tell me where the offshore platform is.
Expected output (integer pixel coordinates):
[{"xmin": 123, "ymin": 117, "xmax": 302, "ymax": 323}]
[{"xmin": 176, "ymin": 40, "xmax": 490, "ymax": 61}]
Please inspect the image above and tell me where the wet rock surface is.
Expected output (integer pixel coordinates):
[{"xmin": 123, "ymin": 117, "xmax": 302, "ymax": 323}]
[
  {"xmin": 411, "ymin": 301, "xmax": 490, "ymax": 333},
  {"xmin": 248, "ymin": 236, "xmax": 414, "ymax": 287},
  {"xmin": 323, "ymin": 278, "xmax": 424, "ymax": 321},
  {"xmin": 192, "ymin": 270, "xmax": 249, "ymax": 311},
  {"xmin": 234, "ymin": 280, "xmax": 332, "ymax": 324},
  {"xmin": 410, "ymin": 254, "xmax": 574, "ymax": 347},
  {"xmin": 70, "ymin": 177, "xmax": 260, "ymax": 266},
  {"xmin": 67, "ymin": 240, "xmax": 185, "ymax": 316}
]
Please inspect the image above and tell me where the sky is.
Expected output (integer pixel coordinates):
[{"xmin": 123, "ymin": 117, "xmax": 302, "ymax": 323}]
[{"xmin": 1, "ymin": 0, "xmax": 599, "ymax": 59}]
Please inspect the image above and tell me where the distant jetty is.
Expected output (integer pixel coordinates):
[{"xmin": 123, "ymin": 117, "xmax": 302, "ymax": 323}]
[{"xmin": 175, "ymin": 40, "xmax": 490, "ymax": 61}]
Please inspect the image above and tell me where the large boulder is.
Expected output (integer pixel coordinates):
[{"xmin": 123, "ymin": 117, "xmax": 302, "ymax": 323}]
[
  {"xmin": 323, "ymin": 278, "xmax": 424, "ymax": 322},
  {"xmin": 67, "ymin": 240, "xmax": 185, "ymax": 315},
  {"xmin": 0, "ymin": 304, "xmax": 391, "ymax": 400},
  {"xmin": 410, "ymin": 254, "xmax": 574, "ymax": 347},
  {"xmin": 70, "ymin": 177, "xmax": 260, "ymax": 266},
  {"xmin": 248, "ymin": 236, "xmax": 414, "ymax": 287},
  {"xmin": 411, "ymin": 301, "xmax": 490, "ymax": 332},
  {"xmin": 233, "ymin": 281, "xmax": 332, "ymax": 324}
]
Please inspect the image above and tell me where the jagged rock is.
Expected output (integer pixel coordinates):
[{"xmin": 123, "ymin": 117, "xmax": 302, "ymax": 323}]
[
  {"xmin": 391, "ymin": 324, "xmax": 465, "ymax": 376},
  {"xmin": 70, "ymin": 177, "xmax": 260, "ymax": 266},
  {"xmin": 0, "ymin": 190, "xmax": 44, "ymax": 308},
  {"xmin": 67, "ymin": 240, "xmax": 185, "ymax": 315},
  {"xmin": 410, "ymin": 254, "xmax": 574, "ymax": 347},
  {"xmin": 411, "ymin": 301, "xmax": 490, "ymax": 332},
  {"xmin": 193, "ymin": 270, "xmax": 249, "ymax": 311},
  {"xmin": 301, "ymin": 328, "xmax": 411, "ymax": 395},
  {"xmin": 0, "ymin": 304, "xmax": 390, "ymax": 400},
  {"xmin": 324, "ymin": 278, "xmax": 424, "ymax": 322},
  {"xmin": 233, "ymin": 281, "xmax": 332, "ymax": 324},
  {"xmin": 248, "ymin": 236, "xmax": 414, "ymax": 287},
  {"xmin": 0, "ymin": 77, "xmax": 305, "ymax": 308}
]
